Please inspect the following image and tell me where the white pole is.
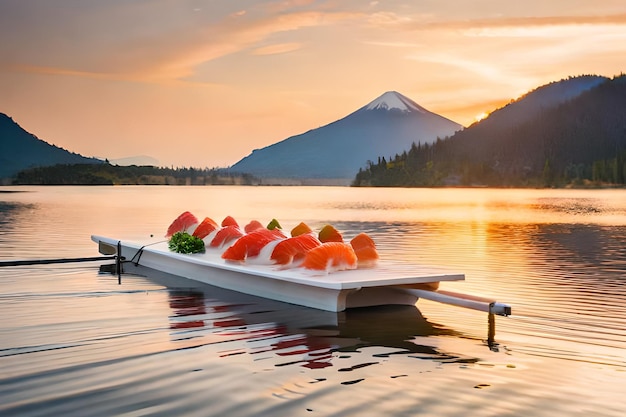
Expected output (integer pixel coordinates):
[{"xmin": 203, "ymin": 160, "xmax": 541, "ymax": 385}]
[{"xmin": 403, "ymin": 288, "xmax": 511, "ymax": 316}]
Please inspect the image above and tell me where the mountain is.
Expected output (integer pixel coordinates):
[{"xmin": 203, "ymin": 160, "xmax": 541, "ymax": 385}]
[
  {"xmin": 354, "ymin": 75, "xmax": 625, "ymax": 187},
  {"xmin": 0, "ymin": 113, "xmax": 102, "ymax": 178},
  {"xmin": 440, "ymin": 75, "xmax": 614, "ymax": 176},
  {"xmin": 229, "ymin": 91, "xmax": 462, "ymax": 183},
  {"xmin": 466, "ymin": 74, "xmax": 607, "ymax": 130}
]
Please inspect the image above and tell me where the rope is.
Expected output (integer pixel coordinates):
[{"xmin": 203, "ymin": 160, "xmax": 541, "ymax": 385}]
[
  {"xmin": 0, "ymin": 256, "xmax": 117, "ymax": 267},
  {"xmin": 124, "ymin": 240, "xmax": 167, "ymax": 266}
]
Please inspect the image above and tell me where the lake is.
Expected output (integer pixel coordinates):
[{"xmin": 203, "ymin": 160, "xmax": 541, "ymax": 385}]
[{"xmin": 1, "ymin": 186, "xmax": 625, "ymax": 416}]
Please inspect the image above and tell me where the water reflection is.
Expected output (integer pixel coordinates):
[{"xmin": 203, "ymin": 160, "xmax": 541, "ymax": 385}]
[
  {"xmin": 322, "ymin": 218, "xmax": 626, "ymax": 368},
  {"xmin": 168, "ymin": 290, "xmax": 207, "ymax": 329},
  {"xmin": 0, "ymin": 201, "xmax": 38, "ymax": 259},
  {"xmin": 320, "ymin": 188, "xmax": 626, "ymax": 225},
  {"xmin": 533, "ymin": 197, "xmax": 607, "ymax": 215},
  {"xmin": 0, "ymin": 201, "xmax": 34, "ymax": 226},
  {"xmin": 158, "ymin": 271, "xmax": 493, "ymax": 374},
  {"xmin": 3, "ymin": 186, "xmax": 626, "ymax": 416}
]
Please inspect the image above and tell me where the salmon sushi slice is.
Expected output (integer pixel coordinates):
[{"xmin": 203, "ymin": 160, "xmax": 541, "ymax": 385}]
[
  {"xmin": 244, "ymin": 220, "xmax": 265, "ymax": 233},
  {"xmin": 301, "ymin": 242, "xmax": 357, "ymax": 273},
  {"xmin": 222, "ymin": 228, "xmax": 286, "ymax": 261},
  {"xmin": 165, "ymin": 211, "xmax": 199, "ymax": 237},
  {"xmin": 270, "ymin": 233, "xmax": 322, "ymax": 265},
  {"xmin": 290, "ymin": 222, "xmax": 312, "ymax": 237},
  {"xmin": 350, "ymin": 233, "xmax": 379, "ymax": 267},
  {"xmin": 192, "ymin": 217, "xmax": 219, "ymax": 239},
  {"xmin": 209, "ymin": 225, "xmax": 244, "ymax": 248},
  {"xmin": 221, "ymin": 215, "xmax": 239, "ymax": 228}
]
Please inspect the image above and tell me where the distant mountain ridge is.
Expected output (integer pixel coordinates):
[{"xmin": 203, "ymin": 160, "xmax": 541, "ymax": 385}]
[
  {"xmin": 229, "ymin": 91, "xmax": 462, "ymax": 183},
  {"xmin": 0, "ymin": 113, "xmax": 102, "ymax": 178}
]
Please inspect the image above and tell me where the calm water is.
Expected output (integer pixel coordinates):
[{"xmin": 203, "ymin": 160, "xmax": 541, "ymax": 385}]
[{"xmin": 1, "ymin": 186, "xmax": 625, "ymax": 416}]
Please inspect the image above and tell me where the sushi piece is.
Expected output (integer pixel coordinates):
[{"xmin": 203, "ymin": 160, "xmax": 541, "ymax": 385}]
[
  {"xmin": 350, "ymin": 233, "xmax": 379, "ymax": 267},
  {"xmin": 209, "ymin": 225, "xmax": 244, "ymax": 248},
  {"xmin": 192, "ymin": 217, "xmax": 219, "ymax": 239},
  {"xmin": 222, "ymin": 228, "xmax": 286, "ymax": 261},
  {"xmin": 301, "ymin": 242, "xmax": 357, "ymax": 273},
  {"xmin": 221, "ymin": 215, "xmax": 239, "ymax": 228},
  {"xmin": 165, "ymin": 211, "xmax": 199, "ymax": 238},
  {"xmin": 270, "ymin": 233, "xmax": 322, "ymax": 266},
  {"xmin": 290, "ymin": 222, "xmax": 312, "ymax": 237},
  {"xmin": 244, "ymin": 220, "xmax": 265, "ymax": 233},
  {"xmin": 318, "ymin": 224, "xmax": 343, "ymax": 243}
]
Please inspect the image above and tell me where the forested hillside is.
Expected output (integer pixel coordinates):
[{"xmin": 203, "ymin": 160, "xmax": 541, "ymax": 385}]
[
  {"xmin": 12, "ymin": 164, "xmax": 258, "ymax": 185},
  {"xmin": 353, "ymin": 75, "xmax": 626, "ymax": 187},
  {"xmin": 0, "ymin": 113, "xmax": 102, "ymax": 178}
]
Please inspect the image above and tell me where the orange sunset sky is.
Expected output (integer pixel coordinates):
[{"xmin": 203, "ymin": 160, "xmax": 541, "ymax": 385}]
[{"xmin": 1, "ymin": 0, "xmax": 625, "ymax": 168}]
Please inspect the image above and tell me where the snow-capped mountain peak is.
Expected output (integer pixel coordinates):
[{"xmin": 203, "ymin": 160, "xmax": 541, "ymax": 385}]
[
  {"xmin": 229, "ymin": 90, "xmax": 461, "ymax": 182},
  {"xmin": 364, "ymin": 91, "xmax": 427, "ymax": 114}
]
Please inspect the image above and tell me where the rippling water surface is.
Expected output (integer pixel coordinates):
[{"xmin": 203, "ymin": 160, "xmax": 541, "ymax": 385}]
[{"xmin": 1, "ymin": 186, "xmax": 625, "ymax": 416}]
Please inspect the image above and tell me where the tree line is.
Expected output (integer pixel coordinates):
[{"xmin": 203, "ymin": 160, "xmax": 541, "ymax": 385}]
[{"xmin": 12, "ymin": 163, "xmax": 258, "ymax": 186}]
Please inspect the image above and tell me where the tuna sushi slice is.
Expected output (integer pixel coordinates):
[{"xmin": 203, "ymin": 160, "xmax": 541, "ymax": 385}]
[
  {"xmin": 221, "ymin": 216, "xmax": 239, "ymax": 228},
  {"xmin": 222, "ymin": 228, "xmax": 286, "ymax": 261},
  {"xmin": 244, "ymin": 220, "xmax": 265, "ymax": 233},
  {"xmin": 270, "ymin": 233, "xmax": 322, "ymax": 266},
  {"xmin": 209, "ymin": 225, "xmax": 244, "ymax": 248},
  {"xmin": 165, "ymin": 211, "xmax": 199, "ymax": 238},
  {"xmin": 350, "ymin": 233, "xmax": 379, "ymax": 267},
  {"xmin": 192, "ymin": 217, "xmax": 219, "ymax": 239},
  {"xmin": 301, "ymin": 242, "xmax": 357, "ymax": 273}
]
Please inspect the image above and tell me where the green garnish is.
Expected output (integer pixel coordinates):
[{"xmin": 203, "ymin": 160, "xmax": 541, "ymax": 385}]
[
  {"xmin": 168, "ymin": 232, "xmax": 205, "ymax": 254},
  {"xmin": 267, "ymin": 218, "xmax": 282, "ymax": 230}
]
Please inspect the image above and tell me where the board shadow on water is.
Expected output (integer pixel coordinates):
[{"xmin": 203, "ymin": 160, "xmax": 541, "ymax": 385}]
[{"xmin": 118, "ymin": 262, "xmax": 498, "ymax": 371}]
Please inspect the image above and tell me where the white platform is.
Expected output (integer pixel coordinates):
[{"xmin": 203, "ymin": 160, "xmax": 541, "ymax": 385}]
[{"xmin": 92, "ymin": 235, "xmax": 464, "ymax": 312}]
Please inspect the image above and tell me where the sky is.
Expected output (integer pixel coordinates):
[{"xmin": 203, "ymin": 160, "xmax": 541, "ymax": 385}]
[{"xmin": 1, "ymin": 0, "xmax": 625, "ymax": 168}]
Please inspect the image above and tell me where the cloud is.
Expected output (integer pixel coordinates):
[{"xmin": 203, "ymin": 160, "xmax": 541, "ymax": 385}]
[
  {"xmin": 363, "ymin": 40, "xmax": 420, "ymax": 48},
  {"xmin": 459, "ymin": 13, "xmax": 626, "ymax": 29},
  {"xmin": 366, "ymin": 11, "xmax": 418, "ymax": 27},
  {"xmin": 410, "ymin": 54, "xmax": 506, "ymax": 80},
  {"xmin": 252, "ymin": 42, "xmax": 303, "ymax": 55},
  {"xmin": 156, "ymin": 10, "xmax": 361, "ymax": 80},
  {"xmin": 262, "ymin": 0, "xmax": 319, "ymax": 14},
  {"xmin": 396, "ymin": 12, "xmax": 626, "ymax": 32},
  {"xmin": 370, "ymin": 9, "xmax": 626, "ymax": 89},
  {"xmin": 3, "ymin": 64, "xmax": 121, "ymax": 81},
  {"xmin": 1, "ymin": 6, "xmax": 362, "ymax": 84},
  {"xmin": 357, "ymin": 8, "xmax": 626, "ymax": 35}
]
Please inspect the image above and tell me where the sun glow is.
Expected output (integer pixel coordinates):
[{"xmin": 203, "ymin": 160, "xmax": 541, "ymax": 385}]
[{"xmin": 475, "ymin": 112, "xmax": 489, "ymax": 122}]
